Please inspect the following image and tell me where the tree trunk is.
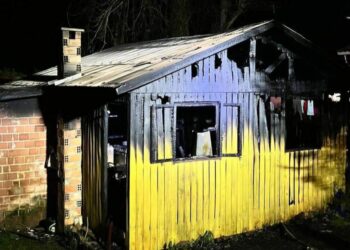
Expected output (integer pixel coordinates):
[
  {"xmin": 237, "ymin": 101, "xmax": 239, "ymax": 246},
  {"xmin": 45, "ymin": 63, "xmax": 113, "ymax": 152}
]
[
  {"xmin": 220, "ymin": 0, "xmax": 231, "ymax": 31},
  {"xmin": 169, "ymin": 0, "xmax": 189, "ymax": 37}
]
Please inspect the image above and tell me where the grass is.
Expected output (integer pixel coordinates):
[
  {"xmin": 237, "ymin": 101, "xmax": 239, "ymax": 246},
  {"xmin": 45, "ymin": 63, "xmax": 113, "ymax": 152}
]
[{"xmin": 0, "ymin": 231, "xmax": 64, "ymax": 250}]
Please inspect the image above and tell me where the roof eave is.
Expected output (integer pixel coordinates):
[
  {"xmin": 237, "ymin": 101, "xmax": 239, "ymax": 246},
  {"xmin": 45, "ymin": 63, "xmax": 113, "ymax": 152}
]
[{"xmin": 0, "ymin": 86, "xmax": 43, "ymax": 102}]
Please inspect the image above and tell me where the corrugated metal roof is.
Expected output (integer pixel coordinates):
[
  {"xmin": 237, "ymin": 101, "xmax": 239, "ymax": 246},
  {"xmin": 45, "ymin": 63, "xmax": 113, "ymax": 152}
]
[
  {"xmin": 37, "ymin": 20, "xmax": 275, "ymax": 93},
  {"xmin": 5, "ymin": 20, "xmax": 277, "ymax": 94}
]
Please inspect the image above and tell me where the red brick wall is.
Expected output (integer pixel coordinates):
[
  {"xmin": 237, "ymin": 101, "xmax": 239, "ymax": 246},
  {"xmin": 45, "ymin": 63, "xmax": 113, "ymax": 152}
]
[{"xmin": 0, "ymin": 99, "xmax": 47, "ymax": 221}]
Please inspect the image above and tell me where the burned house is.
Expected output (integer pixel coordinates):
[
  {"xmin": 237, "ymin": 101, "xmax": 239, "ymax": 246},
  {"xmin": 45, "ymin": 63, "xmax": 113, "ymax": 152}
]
[{"xmin": 0, "ymin": 21, "xmax": 349, "ymax": 249}]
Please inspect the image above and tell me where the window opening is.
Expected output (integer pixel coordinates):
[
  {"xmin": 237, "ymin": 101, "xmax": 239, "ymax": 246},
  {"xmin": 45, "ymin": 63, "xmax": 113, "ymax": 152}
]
[
  {"xmin": 285, "ymin": 97, "xmax": 322, "ymax": 150},
  {"xmin": 175, "ymin": 105, "xmax": 218, "ymax": 159},
  {"xmin": 191, "ymin": 63, "xmax": 198, "ymax": 78}
]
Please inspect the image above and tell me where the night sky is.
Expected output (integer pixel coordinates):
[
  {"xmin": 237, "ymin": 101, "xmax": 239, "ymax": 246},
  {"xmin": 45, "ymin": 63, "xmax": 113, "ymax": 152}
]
[{"xmin": 1, "ymin": 0, "xmax": 349, "ymax": 78}]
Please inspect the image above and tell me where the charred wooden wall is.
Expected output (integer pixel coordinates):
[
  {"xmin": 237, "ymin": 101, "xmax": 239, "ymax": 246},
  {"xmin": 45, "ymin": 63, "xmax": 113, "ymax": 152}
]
[{"xmin": 127, "ymin": 49, "xmax": 347, "ymax": 249}]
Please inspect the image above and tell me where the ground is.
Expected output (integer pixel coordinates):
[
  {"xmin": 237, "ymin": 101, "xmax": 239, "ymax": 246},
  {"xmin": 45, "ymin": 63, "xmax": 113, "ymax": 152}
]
[
  {"xmin": 0, "ymin": 230, "xmax": 64, "ymax": 250},
  {"xmin": 1, "ymin": 191, "xmax": 350, "ymax": 249},
  {"xmin": 167, "ymin": 190, "xmax": 350, "ymax": 250}
]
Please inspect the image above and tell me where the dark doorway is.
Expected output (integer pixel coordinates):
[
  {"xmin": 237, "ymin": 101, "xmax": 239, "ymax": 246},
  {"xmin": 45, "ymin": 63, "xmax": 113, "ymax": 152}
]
[{"xmin": 107, "ymin": 102, "xmax": 128, "ymax": 245}]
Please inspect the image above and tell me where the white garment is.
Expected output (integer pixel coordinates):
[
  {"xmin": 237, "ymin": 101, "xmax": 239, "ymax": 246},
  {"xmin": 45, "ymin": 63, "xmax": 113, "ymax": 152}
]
[
  {"xmin": 307, "ymin": 100, "xmax": 314, "ymax": 116},
  {"xmin": 301, "ymin": 100, "xmax": 305, "ymax": 114},
  {"xmin": 196, "ymin": 131, "xmax": 213, "ymax": 156}
]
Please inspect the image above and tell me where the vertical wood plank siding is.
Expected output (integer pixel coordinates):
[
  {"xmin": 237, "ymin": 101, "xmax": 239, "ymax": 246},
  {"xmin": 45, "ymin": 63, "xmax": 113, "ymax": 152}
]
[{"xmin": 128, "ymin": 50, "xmax": 347, "ymax": 249}]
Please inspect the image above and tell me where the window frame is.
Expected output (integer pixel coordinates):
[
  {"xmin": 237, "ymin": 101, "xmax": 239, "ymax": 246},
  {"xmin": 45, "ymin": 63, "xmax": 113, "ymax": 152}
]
[
  {"xmin": 150, "ymin": 104, "xmax": 174, "ymax": 163},
  {"xmin": 150, "ymin": 101, "xmax": 243, "ymax": 163},
  {"xmin": 284, "ymin": 97, "xmax": 323, "ymax": 152},
  {"xmin": 173, "ymin": 102, "xmax": 221, "ymax": 161},
  {"xmin": 221, "ymin": 103, "xmax": 242, "ymax": 157}
]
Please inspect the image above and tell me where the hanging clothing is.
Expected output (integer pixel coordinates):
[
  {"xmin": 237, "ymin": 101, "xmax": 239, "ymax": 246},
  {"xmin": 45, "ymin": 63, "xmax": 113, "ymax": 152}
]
[
  {"xmin": 270, "ymin": 96, "xmax": 281, "ymax": 113},
  {"xmin": 307, "ymin": 100, "xmax": 314, "ymax": 116},
  {"xmin": 196, "ymin": 131, "xmax": 213, "ymax": 156},
  {"xmin": 293, "ymin": 98, "xmax": 303, "ymax": 120},
  {"xmin": 270, "ymin": 101, "xmax": 275, "ymax": 112},
  {"xmin": 303, "ymin": 99, "xmax": 308, "ymax": 115},
  {"xmin": 301, "ymin": 100, "xmax": 305, "ymax": 114}
]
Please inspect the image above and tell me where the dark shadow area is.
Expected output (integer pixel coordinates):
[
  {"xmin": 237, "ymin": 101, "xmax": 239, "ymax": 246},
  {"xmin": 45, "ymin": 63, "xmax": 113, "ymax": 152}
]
[
  {"xmin": 256, "ymin": 39, "xmax": 282, "ymax": 72},
  {"xmin": 37, "ymin": 87, "xmax": 118, "ymax": 234},
  {"xmin": 285, "ymin": 97, "xmax": 322, "ymax": 151},
  {"xmin": 227, "ymin": 41, "xmax": 250, "ymax": 68},
  {"xmin": 106, "ymin": 102, "xmax": 128, "ymax": 246}
]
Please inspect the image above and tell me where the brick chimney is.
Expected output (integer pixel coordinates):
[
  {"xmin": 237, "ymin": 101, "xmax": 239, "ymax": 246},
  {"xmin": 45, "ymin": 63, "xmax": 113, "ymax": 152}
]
[{"xmin": 59, "ymin": 27, "xmax": 84, "ymax": 79}]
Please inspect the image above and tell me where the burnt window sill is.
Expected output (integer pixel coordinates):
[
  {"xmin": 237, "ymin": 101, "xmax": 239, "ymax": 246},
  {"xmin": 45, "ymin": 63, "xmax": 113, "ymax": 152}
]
[{"xmin": 174, "ymin": 155, "xmax": 221, "ymax": 163}]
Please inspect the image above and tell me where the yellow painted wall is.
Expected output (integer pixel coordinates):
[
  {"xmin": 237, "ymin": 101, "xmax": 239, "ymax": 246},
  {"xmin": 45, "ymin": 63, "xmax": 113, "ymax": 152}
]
[{"xmin": 127, "ymin": 92, "xmax": 347, "ymax": 250}]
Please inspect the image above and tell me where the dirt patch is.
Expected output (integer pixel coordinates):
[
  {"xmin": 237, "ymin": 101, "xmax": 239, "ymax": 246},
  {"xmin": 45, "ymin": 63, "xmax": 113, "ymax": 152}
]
[{"xmin": 0, "ymin": 196, "xmax": 46, "ymax": 231}]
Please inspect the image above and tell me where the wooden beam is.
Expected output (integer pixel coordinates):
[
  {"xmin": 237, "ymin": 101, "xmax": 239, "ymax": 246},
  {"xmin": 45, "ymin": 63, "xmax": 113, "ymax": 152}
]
[
  {"xmin": 262, "ymin": 36, "xmax": 330, "ymax": 79},
  {"xmin": 287, "ymin": 53, "xmax": 296, "ymax": 81},
  {"xmin": 249, "ymin": 38, "xmax": 257, "ymax": 85},
  {"xmin": 261, "ymin": 37, "xmax": 297, "ymax": 58},
  {"xmin": 264, "ymin": 53, "xmax": 287, "ymax": 75},
  {"xmin": 102, "ymin": 105, "xmax": 108, "ymax": 231}
]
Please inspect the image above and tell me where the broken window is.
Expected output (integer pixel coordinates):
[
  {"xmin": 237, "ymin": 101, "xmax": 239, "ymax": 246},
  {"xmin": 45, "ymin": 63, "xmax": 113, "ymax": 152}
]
[
  {"xmin": 222, "ymin": 104, "xmax": 241, "ymax": 156},
  {"xmin": 151, "ymin": 103, "xmax": 219, "ymax": 162},
  {"xmin": 175, "ymin": 104, "xmax": 219, "ymax": 159},
  {"xmin": 285, "ymin": 98, "xmax": 322, "ymax": 150}
]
